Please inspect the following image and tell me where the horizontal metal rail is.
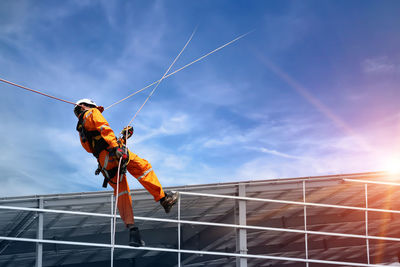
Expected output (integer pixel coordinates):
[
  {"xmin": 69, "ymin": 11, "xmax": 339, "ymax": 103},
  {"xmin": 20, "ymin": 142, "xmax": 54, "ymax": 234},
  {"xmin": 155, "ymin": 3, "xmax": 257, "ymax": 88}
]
[
  {"xmin": 344, "ymin": 178, "xmax": 400, "ymax": 187},
  {"xmin": 0, "ymin": 172, "xmax": 386, "ymax": 203},
  {"xmin": 2, "ymin": 185, "xmax": 400, "ymax": 266},
  {"xmin": 0, "ymin": 236, "xmax": 391, "ymax": 267},
  {"xmin": 3, "ymin": 191, "xmax": 400, "ymax": 215},
  {"xmin": 1, "ymin": 204, "xmax": 400, "ymax": 242},
  {"xmin": 178, "ymin": 191, "xmax": 400, "ymax": 214},
  {"xmin": 0, "ymin": 173, "xmax": 390, "ymax": 205}
]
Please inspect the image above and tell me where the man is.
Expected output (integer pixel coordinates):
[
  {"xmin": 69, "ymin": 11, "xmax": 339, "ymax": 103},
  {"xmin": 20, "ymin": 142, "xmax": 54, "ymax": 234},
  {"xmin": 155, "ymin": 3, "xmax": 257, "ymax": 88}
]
[{"xmin": 74, "ymin": 99, "xmax": 179, "ymax": 247}]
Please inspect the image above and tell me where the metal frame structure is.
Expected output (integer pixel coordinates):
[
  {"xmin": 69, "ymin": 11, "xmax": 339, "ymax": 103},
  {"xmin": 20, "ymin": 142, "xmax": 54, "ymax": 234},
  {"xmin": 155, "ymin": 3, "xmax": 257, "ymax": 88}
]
[{"xmin": 1, "ymin": 172, "xmax": 400, "ymax": 266}]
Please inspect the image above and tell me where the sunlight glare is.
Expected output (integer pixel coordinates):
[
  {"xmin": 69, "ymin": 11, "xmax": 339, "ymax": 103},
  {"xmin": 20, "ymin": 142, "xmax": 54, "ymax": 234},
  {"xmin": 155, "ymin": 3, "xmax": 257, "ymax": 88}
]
[{"xmin": 384, "ymin": 157, "xmax": 400, "ymax": 175}]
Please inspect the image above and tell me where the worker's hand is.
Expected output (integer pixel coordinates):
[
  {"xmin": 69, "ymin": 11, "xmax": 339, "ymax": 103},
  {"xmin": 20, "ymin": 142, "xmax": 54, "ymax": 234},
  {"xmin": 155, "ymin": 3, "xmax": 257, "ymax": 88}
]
[
  {"xmin": 120, "ymin": 126, "xmax": 134, "ymax": 139},
  {"xmin": 113, "ymin": 147, "xmax": 128, "ymax": 160},
  {"xmin": 95, "ymin": 165, "xmax": 102, "ymax": 175}
]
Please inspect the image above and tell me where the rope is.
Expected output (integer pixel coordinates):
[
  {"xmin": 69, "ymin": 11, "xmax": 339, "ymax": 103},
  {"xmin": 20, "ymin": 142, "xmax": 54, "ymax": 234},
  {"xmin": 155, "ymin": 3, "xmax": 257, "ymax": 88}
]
[
  {"xmin": 109, "ymin": 28, "xmax": 196, "ymax": 267},
  {"xmin": 104, "ymin": 31, "xmax": 252, "ymax": 111},
  {"xmin": 1, "ymin": 31, "xmax": 252, "ymax": 112},
  {"xmin": 109, "ymin": 30, "xmax": 250, "ymax": 265},
  {"xmin": 2, "ymin": 29, "xmax": 251, "ymax": 267},
  {"xmin": 126, "ymin": 28, "xmax": 196, "ymax": 126},
  {"xmin": 0, "ymin": 77, "xmax": 76, "ymax": 105},
  {"xmin": 1, "ymin": 31, "xmax": 251, "ymax": 112}
]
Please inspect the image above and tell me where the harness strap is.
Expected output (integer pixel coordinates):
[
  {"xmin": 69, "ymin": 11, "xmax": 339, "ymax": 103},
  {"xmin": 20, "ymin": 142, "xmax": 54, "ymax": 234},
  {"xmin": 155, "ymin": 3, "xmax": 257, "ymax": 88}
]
[
  {"xmin": 104, "ymin": 154, "xmax": 110, "ymax": 169},
  {"xmin": 101, "ymin": 167, "xmax": 119, "ymax": 188},
  {"xmin": 100, "ymin": 152, "xmax": 129, "ymax": 188},
  {"xmin": 100, "ymin": 154, "xmax": 111, "ymax": 188},
  {"xmin": 76, "ymin": 111, "xmax": 111, "ymax": 159},
  {"xmin": 77, "ymin": 112, "xmax": 130, "ymax": 188}
]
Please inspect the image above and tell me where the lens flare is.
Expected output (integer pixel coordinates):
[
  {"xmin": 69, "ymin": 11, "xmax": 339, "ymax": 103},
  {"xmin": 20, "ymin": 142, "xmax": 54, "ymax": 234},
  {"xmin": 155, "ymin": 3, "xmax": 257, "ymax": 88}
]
[{"xmin": 384, "ymin": 157, "xmax": 400, "ymax": 175}]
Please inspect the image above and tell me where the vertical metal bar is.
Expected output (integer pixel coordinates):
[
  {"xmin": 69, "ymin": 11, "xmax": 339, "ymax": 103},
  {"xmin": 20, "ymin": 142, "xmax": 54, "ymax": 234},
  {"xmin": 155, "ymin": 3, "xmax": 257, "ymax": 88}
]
[
  {"xmin": 178, "ymin": 195, "xmax": 181, "ymax": 267},
  {"xmin": 35, "ymin": 197, "xmax": 43, "ymax": 267},
  {"xmin": 365, "ymin": 184, "xmax": 370, "ymax": 264},
  {"xmin": 236, "ymin": 184, "xmax": 247, "ymax": 267},
  {"xmin": 110, "ymin": 194, "xmax": 114, "ymax": 267},
  {"xmin": 110, "ymin": 195, "xmax": 114, "ymax": 245},
  {"xmin": 303, "ymin": 181, "xmax": 309, "ymax": 267}
]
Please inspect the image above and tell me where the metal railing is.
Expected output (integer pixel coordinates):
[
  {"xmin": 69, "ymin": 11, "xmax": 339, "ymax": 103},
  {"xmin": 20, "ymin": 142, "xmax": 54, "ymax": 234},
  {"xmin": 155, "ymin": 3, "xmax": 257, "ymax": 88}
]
[{"xmin": 0, "ymin": 177, "xmax": 399, "ymax": 266}]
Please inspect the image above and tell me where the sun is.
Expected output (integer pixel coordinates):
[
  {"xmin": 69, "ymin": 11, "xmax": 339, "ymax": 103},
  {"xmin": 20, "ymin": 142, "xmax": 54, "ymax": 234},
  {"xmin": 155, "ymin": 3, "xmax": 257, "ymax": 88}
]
[{"xmin": 384, "ymin": 157, "xmax": 400, "ymax": 175}]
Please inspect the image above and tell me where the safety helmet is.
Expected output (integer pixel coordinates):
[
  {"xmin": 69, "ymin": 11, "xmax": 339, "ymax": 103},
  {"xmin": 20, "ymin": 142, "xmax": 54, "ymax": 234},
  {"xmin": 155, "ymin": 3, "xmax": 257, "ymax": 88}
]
[{"xmin": 74, "ymin": 98, "xmax": 97, "ymax": 117}]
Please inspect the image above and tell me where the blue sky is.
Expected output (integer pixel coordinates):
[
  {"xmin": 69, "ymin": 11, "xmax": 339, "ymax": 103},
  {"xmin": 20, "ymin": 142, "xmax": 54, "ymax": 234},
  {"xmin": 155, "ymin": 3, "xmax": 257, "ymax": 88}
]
[{"xmin": 1, "ymin": 0, "xmax": 400, "ymax": 197}]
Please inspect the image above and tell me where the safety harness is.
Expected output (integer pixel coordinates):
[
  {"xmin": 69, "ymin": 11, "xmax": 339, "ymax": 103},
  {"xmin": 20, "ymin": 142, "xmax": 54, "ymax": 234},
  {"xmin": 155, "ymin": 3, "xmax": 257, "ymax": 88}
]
[
  {"xmin": 76, "ymin": 110, "xmax": 129, "ymax": 188},
  {"xmin": 94, "ymin": 152, "xmax": 127, "ymax": 188}
]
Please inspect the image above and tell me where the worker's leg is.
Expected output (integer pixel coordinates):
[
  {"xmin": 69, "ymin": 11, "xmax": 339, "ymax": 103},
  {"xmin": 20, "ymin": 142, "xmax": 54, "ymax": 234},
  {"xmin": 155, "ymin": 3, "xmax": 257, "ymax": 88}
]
[
  {"xmin": 127, "ymin": 151, "xmax": 165, "ymax": 201},
  {"xmin": 109, "ymin": 174, "xmax": 134, "ymax": 226}
]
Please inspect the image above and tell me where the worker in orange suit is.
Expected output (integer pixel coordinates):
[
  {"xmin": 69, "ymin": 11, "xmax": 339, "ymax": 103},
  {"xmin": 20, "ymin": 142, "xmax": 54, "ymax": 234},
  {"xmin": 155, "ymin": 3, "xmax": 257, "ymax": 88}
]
[{"xmin": 74, "ymin": 99, "xmax": 179, "ymax": 247}]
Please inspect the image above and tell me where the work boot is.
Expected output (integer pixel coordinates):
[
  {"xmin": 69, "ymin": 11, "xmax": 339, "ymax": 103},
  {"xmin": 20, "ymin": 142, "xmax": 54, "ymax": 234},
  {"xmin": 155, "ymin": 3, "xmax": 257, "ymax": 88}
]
[
  {"xmin": 160, "ymin": 191, "xmax": 179, "ymax": 213},
  {"xmin": 129, "ymin": 226, "xmax": 145, "ymax": 247}
]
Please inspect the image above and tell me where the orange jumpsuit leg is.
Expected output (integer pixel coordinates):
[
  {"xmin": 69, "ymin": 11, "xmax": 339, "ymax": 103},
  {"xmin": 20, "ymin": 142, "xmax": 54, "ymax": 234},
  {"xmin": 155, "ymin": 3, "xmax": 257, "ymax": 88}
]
[
  {"xmin": 127, "ymin": 150, "xmax": 165, "ymax": 202},
  {"xmin": 109, "ymin": 174, "xmax": 134, "ymax": 226}
]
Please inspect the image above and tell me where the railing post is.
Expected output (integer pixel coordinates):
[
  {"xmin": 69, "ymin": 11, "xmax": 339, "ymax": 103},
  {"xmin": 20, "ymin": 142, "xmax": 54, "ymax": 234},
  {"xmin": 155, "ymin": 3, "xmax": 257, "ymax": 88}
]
[
  {"xmin": 35, "ymin": 197, "xmax": 44, "ymax": 267},
  {"xmin": 178, "ymin": 195, "xmax": 181, "ymax": 267},
  {"xmin": 365, "ymin": 184, "xmax": 370, "ymax": 264},
  {"xmin": 110, "ymin": 195, "xmax": 114, "ymax": 245},
  {"xmin": 303, "ymin": 181, "xmax": 309, "ymax": 267},
  {"xmin": 236, "ymin": 184, "xmax": 247, "ymax": 267}
]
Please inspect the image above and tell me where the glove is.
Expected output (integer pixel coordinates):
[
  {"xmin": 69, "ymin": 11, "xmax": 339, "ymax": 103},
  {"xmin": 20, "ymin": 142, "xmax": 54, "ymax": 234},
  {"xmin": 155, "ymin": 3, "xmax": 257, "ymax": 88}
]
[
  {"xmin": 120, "ymin": 126, "xmax": 134, "ymax": 139},
  {"xmin": 113, "ymin": 146, "xmax": 128, "ymax": 160}
]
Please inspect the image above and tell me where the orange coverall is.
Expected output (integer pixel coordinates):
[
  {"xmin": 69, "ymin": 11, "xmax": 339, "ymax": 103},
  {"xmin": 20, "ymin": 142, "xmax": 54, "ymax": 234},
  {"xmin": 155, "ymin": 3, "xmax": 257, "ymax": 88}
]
[{"xmin": 78, "ymin": 107, "xmax": 165, "ymax": 225}]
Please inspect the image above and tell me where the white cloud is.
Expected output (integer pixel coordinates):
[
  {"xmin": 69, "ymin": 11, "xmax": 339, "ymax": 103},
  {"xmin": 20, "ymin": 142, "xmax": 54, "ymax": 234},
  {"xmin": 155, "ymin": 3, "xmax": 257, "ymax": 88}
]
[
  {"xmin": 0, "ymin": 112, "xmax": 100, "ymax": 197},
  {"xmin": 195, "ymin": 114, "xmax": 318, "ymax": 152},
  {"xmin": 362, "ymin": 56, "xmax": 398, "ymax": 74},
  {"xmin": 231, "ymin": 120, "xmax": 400, "ymax": 181},
  {"xmin": 0, "ymin": 1, "xmax": 90, "ymax": 36},
  {"xmin": 176, "ymin": 72, "xmax": 251, "ymax": 107},
  {"xmin": 0, "ymin": 1, "xmax": 29, "ymax": 35},
  {"xmin": 261, "ymin": 3, "xmax": 310, "ymax": 53},
  {"xmin": 162, "ymin": 154, "xmax": 190, "ymax": 170},
  {"xmin": 234, "ymin": 149, "xmax": 374, "ymax": 181},
  {"xmin": 132, "ymin": 111, "xmax": 194, "ymax": 144},
  {"xmin": 251, "ymin": 147, "xmax": 307, "ymax": 160},
  {"xmin": 203, "ymin": 134, "xmax": 246, "ymax": 148},
  {"xmin": 2, "ymin": 1, "xmax": 400, "ymax": 199},
  {"xmin": 0, "ymin": 0, "xmax": 171, "ymax": 104}
]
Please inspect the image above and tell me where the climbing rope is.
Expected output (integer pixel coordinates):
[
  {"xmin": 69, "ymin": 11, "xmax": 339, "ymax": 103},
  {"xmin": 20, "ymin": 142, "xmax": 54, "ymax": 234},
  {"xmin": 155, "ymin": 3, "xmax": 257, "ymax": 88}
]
[
  {"xmin": 110, "ymin": 28, "xmax": 196, "ymax": 266},
  {"xmin": 104, "ymin": 31, "xmax": 252, "ymax": 111},
  {"xmin": 109, "ymin": 31, "xmax": 251, "ymax": 266},
  {"xmin": 1, "ymin": 31, "xmax": 251, "ymax": 112},
  {"xmin": 0, "ymin": 78, "xmax": 76, "ymax": 105},
  {"xmin": 0, "ymin": 29, "xmax": 252, "ymax": 267},
  {"xmin": 127, "ymin": 27, "xmax": 197, "ymax": 126}
]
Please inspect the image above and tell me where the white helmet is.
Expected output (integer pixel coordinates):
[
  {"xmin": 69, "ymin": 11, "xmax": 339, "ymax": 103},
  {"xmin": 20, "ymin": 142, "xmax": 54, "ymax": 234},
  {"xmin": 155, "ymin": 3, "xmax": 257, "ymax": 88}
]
[
  {"xmin": 76, "ymin": 98, "xmax": 97, "ymax": 107},
  {"xmin": 74, "ymin": 98, "xmax": 97, "ymax": 117}
]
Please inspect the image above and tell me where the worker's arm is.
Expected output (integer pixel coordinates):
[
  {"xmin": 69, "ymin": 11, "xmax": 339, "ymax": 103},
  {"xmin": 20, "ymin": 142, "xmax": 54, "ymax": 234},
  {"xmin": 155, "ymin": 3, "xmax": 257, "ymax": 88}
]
[{"xmin": 84, "ymin": 108, "xmax": 119, "ymax": 148}]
